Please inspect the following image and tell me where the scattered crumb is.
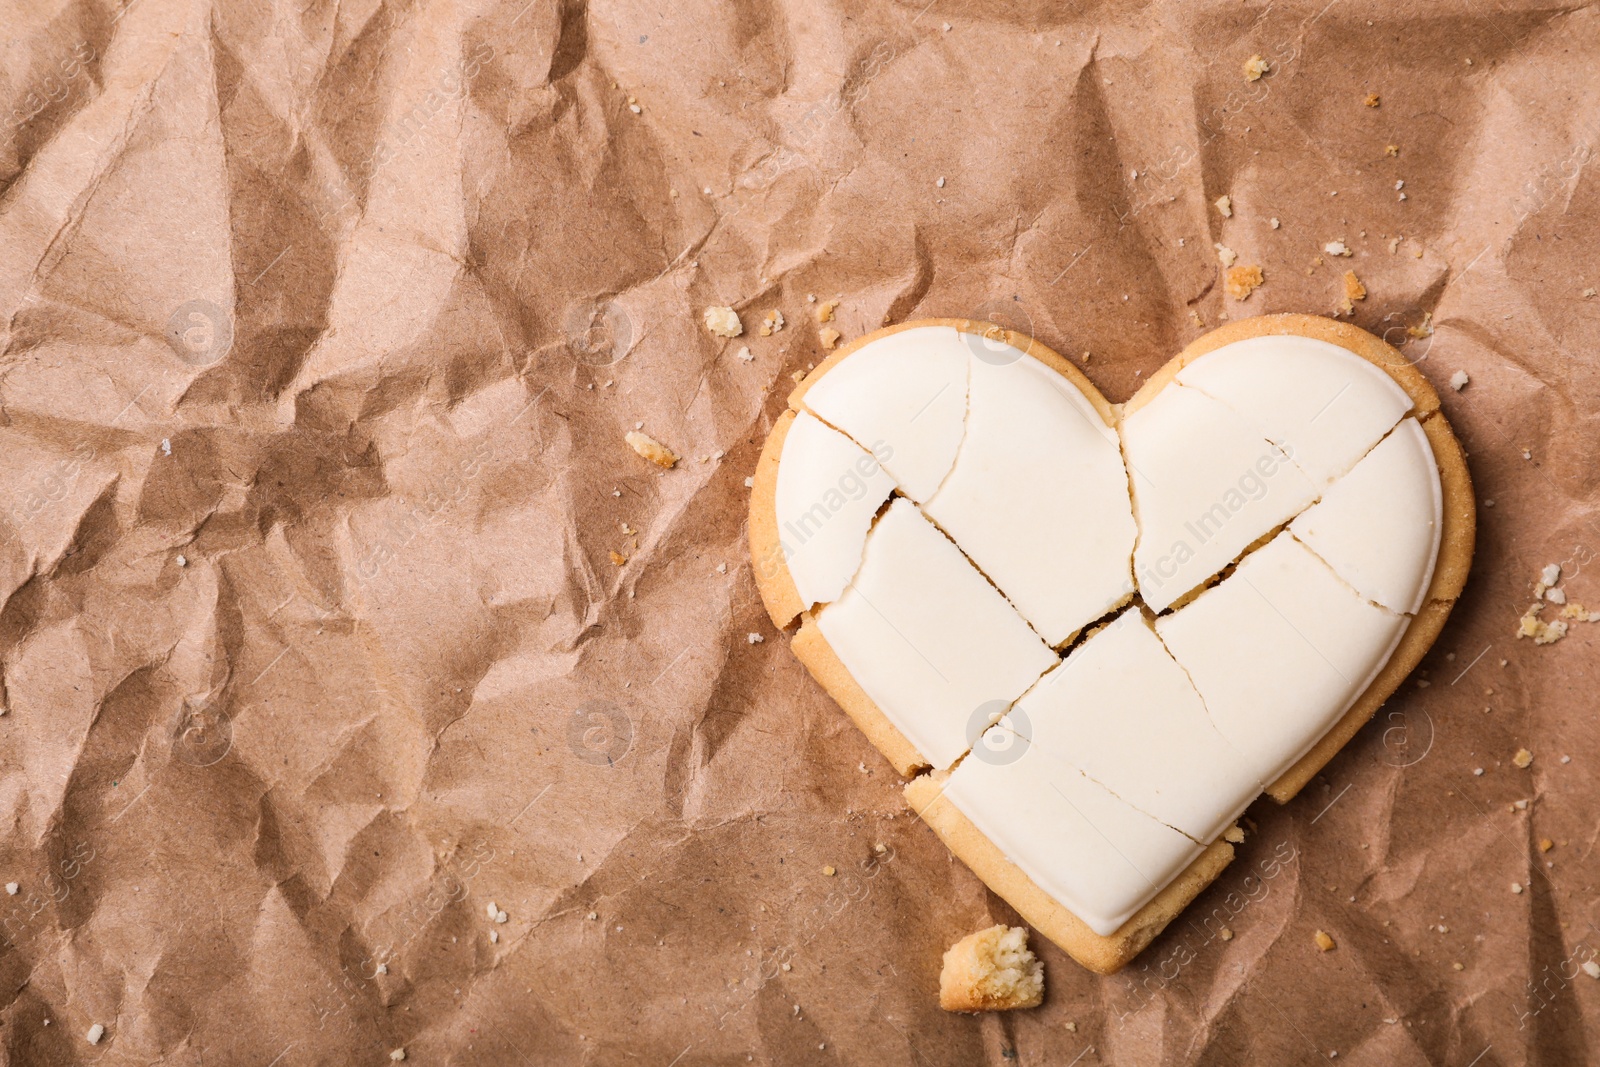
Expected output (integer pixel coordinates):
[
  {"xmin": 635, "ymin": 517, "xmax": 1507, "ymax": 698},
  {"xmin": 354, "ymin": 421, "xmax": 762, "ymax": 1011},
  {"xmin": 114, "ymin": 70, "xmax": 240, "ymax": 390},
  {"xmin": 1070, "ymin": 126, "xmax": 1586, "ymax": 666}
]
[
  {"xmin": 1449, "ymin": 370, "xmax": 1469, "ymax": 391},
  {"xmin": 1219, "ymin": 927, "xmax": 1235, "ymax": 941},
  {"xmin": 939, "ymin": 925, "xmax": 1045, "ymax": 1012},
  {"xmin": 1325, "ymin": 240, "xmax": 1352, "ymax": 257},
  {"xmin": 736, "ymin": 345, "xmax": 753, "ymax": 362},
  {"xmin": 937, "ymin": 176, "xmax": 946, "ymax": 188},
  {"xmin": 1586, "ymin": 961, "xmax": 1600, "ymax": 979},
  {"xmin": 760, "ymin": 309, "xmax": 786, "ymax": 336},
  {"xmin": 609, "ymin": 550, "xmax": 627, "ymax": 566},
  {"xmin": 1560, "ymin": 602, "xmax": 1600, "ymax": 622},
  {"xmin": 1474, "ymin": 768, "xmax": 1485, "ymax": 776},
  {"xmin": 4, "ymin": 883, "xmax": 16, "ymax": 895},
  {"xmin": 1585, "ymin": 287, "xmax": 1598, "ymax": 298},
  {"xmin": 629, "ymin": 103, "xmax": 641, "ymax": 114},
  {"xmin": 1386, "ymin": 144, "xmax": 1400, "ymax": 156},
  {"xmin": 816, "ymin": 300, "xmax": 838, "ymax": 323},
  {"xmin": 704, "ymin": 305, "xmax": 743, "ymax": 338},
  {"xmin": 1243, "ymin": 55, "xmax": 1270, "ymax": 81},
  {"xmin": 743, "ymin": 476, "xmax": 754, "ymax": 488},
  {"xmin": 1513, "ymin": 748, "xmax": 1534, "ymax": 769},
  {"xmin": 1540, "ymin": 839, "xmax": 1555, "ymax": 852},
  {"xmin": 1547, "ymin": 587, "xmax": 1567, "ymax": 605},
  {"xmin": 626, "ymin": 430, "xmax": 679, "ymax": 469},
  {"xmin": 1365, "ymin": 93, "xmax": 1381, "ymax": 107},
  {"xmin": 1225, "ymin": 264, "xmax": 1264, "ymax": 301},
  {"xmin": 1224, "ymin": 826, "xmax": 1245, "ymax": 844},
  {"xmin": 495, "ymin": 909, "xmax": 508, "ymax": 924},
  {"xmin": 490, "ymin": 930, "xmax": 499, "ymax": 943},
  {"xmin": 1215, "ymin": 243, "xmax": 1238, "ymax": 267},
  {"xmin": 1270, "ymin": 217, "xmax": 1281, "ymax": 229},
  {"xmin": 1314, "ymin": 930, "xmax": 1336, "ymax": 952},
  {"xmin": 1215, "ymin": 194, "xmax": 1233, "ymax": 218},
  {"xmin": 391, "ymin": 1051, "xmax": 407, "ymax": 1062},
  {"xmin": 1407, "ymin": 312, "xmax": 1433, "ymax": 338},
  {"xmin": 1511, "ymin": 882, "xmax": 1524, "ymax": 894},
  {"xmin": 176, "ymin": 554, "xmax": 188, "ymax": 567},
  {"xmin": 747, "ymin": 633, "xmax": 764, "ymax": 644},
  {"xmin": 87, "ymin": 1024, "xmax": 105, "ymax": 1045},
  {"xmin": 822, "ymin": 866, "xmax": 836, "ymax": 876},
  {"xmin": 819, "ymin": 327, "xmax": 841, "ymax": 350},
  {"xmin": 1453, "ymin": 962, "xmax": 1465, "ymax": 971},
  {"xmin": 1338, "ymin": 270, "xmax": 1366, "ymax": 314}
]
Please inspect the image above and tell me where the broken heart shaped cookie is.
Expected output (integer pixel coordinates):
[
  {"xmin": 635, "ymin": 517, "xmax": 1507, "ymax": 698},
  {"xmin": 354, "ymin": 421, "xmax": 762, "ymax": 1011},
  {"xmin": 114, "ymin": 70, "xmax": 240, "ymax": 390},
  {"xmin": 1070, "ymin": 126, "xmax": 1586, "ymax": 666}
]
[{"xmin": 750, "ymin": 314, "xmax": 1474, "ymax": 974}]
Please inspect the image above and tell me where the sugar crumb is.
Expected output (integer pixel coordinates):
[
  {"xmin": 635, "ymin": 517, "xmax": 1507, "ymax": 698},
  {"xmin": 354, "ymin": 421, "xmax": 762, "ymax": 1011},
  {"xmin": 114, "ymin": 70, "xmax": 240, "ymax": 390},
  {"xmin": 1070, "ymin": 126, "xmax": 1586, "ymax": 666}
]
[{"xmin": 704, "ymin": 305, "xmax": 743, "ymax": 338}]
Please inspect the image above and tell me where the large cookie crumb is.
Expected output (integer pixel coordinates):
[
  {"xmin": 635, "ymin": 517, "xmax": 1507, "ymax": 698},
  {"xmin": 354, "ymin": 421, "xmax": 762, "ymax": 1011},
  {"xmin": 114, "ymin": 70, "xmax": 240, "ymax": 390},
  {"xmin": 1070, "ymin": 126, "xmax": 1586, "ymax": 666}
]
[
  {"xmin": 626, "ymin": 431, "xmax": 679, "ymax": 468},
  {"xmin": 1225, "ymin": 264, "xmax": 1264, "ymax": 300},
  {"xmin": 939, "ymin": 925, "xmax": 1044, "ymax": 1012}
]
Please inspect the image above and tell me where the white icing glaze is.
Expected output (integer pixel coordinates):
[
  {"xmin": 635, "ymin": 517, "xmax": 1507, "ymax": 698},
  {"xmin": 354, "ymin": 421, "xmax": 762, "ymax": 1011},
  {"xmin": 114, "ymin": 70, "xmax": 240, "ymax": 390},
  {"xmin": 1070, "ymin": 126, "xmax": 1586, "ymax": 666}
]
[
  {"xmin": 778, "ymin": 324, "xmax": 1448, "ymax": 939},
  {"xmin": 816, "ymin": 499, "xmax": 1058, "ymax": 769},
  {"xmin": 800, "ymin": 326, "xmax": 969, "ymax": 502},
  {"xmin": 1122, "ymin": 383, "xmax": 1318, "ymax": 613},
  {"xmin": 1014, "ymin": 610, "xmax": 1262, "ymax": 842},
  {"xmin": 1176, "ymin": 334, "xmax": 1412, "ymax": 486},
  {"xmin": 923, "ymin": 354, "xmax": 1136, "ymax": 645},
  {"xmin": 774, "ymin": 412, "xmax": 897, "ymax": 608},
  {"xmin": 1289, "ymin": 418, "xmax": 1442, "ymax": 614},
  {"xmin": 1154, "ymin": 531, "xmax": 1409, "ymax": 784},
  {"xmin": 940, "ymin": 722, "xmax": 1204, "ymax": 937}
]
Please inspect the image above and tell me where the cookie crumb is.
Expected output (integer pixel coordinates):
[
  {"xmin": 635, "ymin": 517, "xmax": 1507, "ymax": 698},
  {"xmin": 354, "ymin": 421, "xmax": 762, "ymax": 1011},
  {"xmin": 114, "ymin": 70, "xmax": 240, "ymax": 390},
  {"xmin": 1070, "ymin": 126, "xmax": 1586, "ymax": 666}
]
[
  {"xmin": 1540, "ymin": 839, "xmax": 1555, "ymax": 852},
  {"xmin": 747, "ymin": 633, "xmax": 763, "ymax": 644},
  {"xmin": 939, "ymin": 925, "xmax": 1044, "ymax": 1012},
  {"xmin": 1449, "ymin": 370, "xmax": 1469, "ymax": 391},
  {"xmin": 1338, "ymin": 270, "xmax": 1366, "ymax": 314},
  {"xmin": 822, "ymin": 865, "xmax": 836, "ymax": 876},
  {"xmin": 1270, "ymin": 217, "xmax": 1281, "ymax": 229},
  {"xmin": 819, "ymin": 327, "xmax": 841, "ymax": 350},
  {"xmin": 1324, "ymin": 240, "xmax": 1352, "ymax": 257},
  {"xmin": 1243, "ymin": 55, "xmax": 1270, "ymax": 81},
  {"xmin": 1215, "ymin": 243, "xmax": 1238, "ymax": 267},
  {"xmin": 1407, "ymin": 312, "xmax": 1433, "ymax": 338},
  {"xmin": 1513, "ymin": 748, "xmax": 1534, "ymax": 769},
  {"xmin": 1511, "ymin": 882, "xmax": 1524, "ymax": 894},
  {"xmin": 1585, "ymin": 961, "xmax": 1600, "ymax": 979},
  {"xmin": 937, "ymin": 176, "xmax": 946, "ymax": 188},
  {"xmin": 1219, "ymin": 927, "xmax": 1235, "ymax": 941},
  {"xmin": 760, "ymin": 309, "xmax": 786, "ymax": 336},
  {"xmin": 1223, "ymin": 826, "xmax": 1245, "ymax": 844},
  {"xmin": 4, "ymin": 882, "xmax": 16, "ymax": 895},
  {"xmin": 816, "ymin": 300, "xmax": 838, "ymax": 323},
  {"xmin": 1584, "ymin": 287, "xmax": 1598, "ymax": 298},
  {"xmin": 87, "ymin": 1024, "xmax": 105, "ymax": 1045},
  {"xmin": 704, "ymin": 305, "xmax": 743, "ymax": 338},
  {"xmin": 1386, "ymin": 144, "xmax": 1400, "ymax": 156},
  {"xmin": 1225, "ymin": 264, "xmax": 1264, "ymax": 301},
  {"xmin": 736, "ymin": 345, "xmax": 753, "ymax": 362},
  {"xmin": 609, "ymin": 550, "xmax": 627, "ymax": 566},
  {"xmin": 1215, "ymin": 194, "xmax": 1233, "ymax": 218},
  {"xmin": 1453, "ymin": 962, "xmax": 1465, "ymax": 971},
  {"xmin": 1364, "ymin": 93, "xmax": 1381, "ymax": 107},
  {"xmin": 391, "ymin": 1051, "xmax": 407, "ymax": 1062},
  {"xmin": 626, "ymin": 430, "xmax": 679, "ymax": 469},
  {"xmin": 1314, "ymin": 930, "xmax": 1336, "ymax": 952}
]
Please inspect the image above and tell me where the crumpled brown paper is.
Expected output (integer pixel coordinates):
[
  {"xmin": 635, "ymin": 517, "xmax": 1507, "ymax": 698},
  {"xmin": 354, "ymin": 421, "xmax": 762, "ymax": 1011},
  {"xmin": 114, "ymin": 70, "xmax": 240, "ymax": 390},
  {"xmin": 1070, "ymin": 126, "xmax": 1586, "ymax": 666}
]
[{"xmin": 1, "ymin": 0, "xmax": 1598, "ymax": 1062}]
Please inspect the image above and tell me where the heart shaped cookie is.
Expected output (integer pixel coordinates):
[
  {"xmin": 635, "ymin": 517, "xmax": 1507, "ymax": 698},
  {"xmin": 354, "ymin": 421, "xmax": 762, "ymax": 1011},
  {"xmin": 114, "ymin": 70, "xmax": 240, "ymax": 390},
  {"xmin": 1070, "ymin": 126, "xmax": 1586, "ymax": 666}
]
[{"xmin": 750, "ymin": 314, "xmax": 1473, "ymax": 974}]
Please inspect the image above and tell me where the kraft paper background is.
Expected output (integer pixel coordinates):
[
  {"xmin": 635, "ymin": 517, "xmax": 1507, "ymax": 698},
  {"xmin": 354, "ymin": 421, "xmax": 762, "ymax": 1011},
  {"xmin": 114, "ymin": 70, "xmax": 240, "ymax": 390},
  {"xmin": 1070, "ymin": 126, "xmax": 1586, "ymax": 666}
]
[{"xmin": 1, "ymin": 0, "xmax": 1598, "ymax": 1063}]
